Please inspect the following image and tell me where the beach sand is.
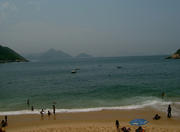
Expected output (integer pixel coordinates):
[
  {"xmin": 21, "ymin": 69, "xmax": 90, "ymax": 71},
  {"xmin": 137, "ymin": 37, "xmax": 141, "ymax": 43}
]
[{"xmin": 2, "ymin": 107, "xmax": 180, "ymax": 132}]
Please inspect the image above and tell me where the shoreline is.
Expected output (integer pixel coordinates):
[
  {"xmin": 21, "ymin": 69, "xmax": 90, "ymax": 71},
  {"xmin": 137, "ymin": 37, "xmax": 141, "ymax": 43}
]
[
  {"xmin": 0, "ymin": 103, "xmax": 179, "ymax": 117},
  {"xmin": 2, "ymin": 108, "xmax": 180, "ymax": 132}
]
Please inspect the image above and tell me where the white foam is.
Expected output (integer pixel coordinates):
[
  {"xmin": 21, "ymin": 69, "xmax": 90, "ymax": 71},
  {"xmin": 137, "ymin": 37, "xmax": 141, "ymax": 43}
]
[{"xmin": 0, "ymin": 99, "xmax": 180, "ymax": 116}]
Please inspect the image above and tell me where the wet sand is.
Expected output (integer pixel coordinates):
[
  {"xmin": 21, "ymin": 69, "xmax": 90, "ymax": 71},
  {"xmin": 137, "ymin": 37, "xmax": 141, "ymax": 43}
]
[{"xmin": 2, "ymin": 108, "xmax": 180, "ymax": 132}]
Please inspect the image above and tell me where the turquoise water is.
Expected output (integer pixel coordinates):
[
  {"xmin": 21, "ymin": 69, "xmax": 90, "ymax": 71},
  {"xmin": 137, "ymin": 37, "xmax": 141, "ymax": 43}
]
[{"xmin": 0, "ymin": 56, "xmax": 180, "ymax": 115}]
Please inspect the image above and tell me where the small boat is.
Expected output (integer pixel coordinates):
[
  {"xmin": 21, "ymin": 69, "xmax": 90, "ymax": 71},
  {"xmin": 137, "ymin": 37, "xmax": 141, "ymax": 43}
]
[{"xmin": 71, "ymin": 69, "xmax": 77, "ymax": 73}]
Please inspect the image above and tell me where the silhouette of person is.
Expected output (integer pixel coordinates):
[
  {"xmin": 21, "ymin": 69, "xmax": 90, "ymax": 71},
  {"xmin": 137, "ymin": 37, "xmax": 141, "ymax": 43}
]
[
  {"xmin": 48, "ymin": 111, "xmax": 51, "ymax": 119},
  {"xmin": 52, "ymin": 105, "xmax": 56, "ymax": 115},
  {"xmin": 115, "ymin": 120, "xmax": 120, "ymax": 132},
  {"xmin": 167, "ymin": 105, "xmax": 172, "ymax": 118},
  {"xmin": 153, "ymin": 114, "xmax": 161, "ymax": 120},
  {"xmin": 0, "ymin": 120, "xmax": 6, "ymax": 132},
  {"xmin": 135, "ymin": 126, "xmax": 144, "ymax": 132},
  {"xmin": 1, "ymin": 120, "xmax": 6, "ymax": 127},
  {"xmin": 4, "ymin": 116, "xmax": 7, "ymax": 126},
  {"xmin": 27, "ymin": 99, "xmax": 30, "ymax": 107},
  {"xmin": 31, "ymin": 106, "xmax": 34, "ymax": 111}
]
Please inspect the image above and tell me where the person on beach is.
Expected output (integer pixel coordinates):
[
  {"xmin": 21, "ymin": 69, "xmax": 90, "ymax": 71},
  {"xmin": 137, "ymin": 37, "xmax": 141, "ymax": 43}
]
[
  {"xmin": 1, "ymin": 119, "xmax": 7, "ymax": 127},
  {"xmin": 167, "ymin": 104, "xmax": 172, "ymax": 118},
  {"xmin": 52, "ymin": 105, "xmax": 56, "ymax": 115},
  {"xmin": 121, "ymin": 127, "xmax": 131, "ymax": 132},
  {"xmin": 40, "ymin": 109, "xmax": 44, "ymax": 120},
  {"xmin": 31, "ymin": 106, "xmax": 34, "ymax": 111},
  {"xmin": 4, "ymin": 116, "xmax": 7, "ymax": 126},
  {"xmin": 115, "ymin": 120, "xmax": 120, "ymax": 132},
  {"xmin": 153, "ymin": 114, "xmax": 161, "ymax": 120},
  {"xmin": 0, "ymin": 118, "xmax": 7, "ymax": 132},
  {"xmin": 48, "ymin": 111, "xmax": 51, "ymax": 119},
  {"xmin": 135, "ymin": 126, "xmax": 144, "ymax": 132}
]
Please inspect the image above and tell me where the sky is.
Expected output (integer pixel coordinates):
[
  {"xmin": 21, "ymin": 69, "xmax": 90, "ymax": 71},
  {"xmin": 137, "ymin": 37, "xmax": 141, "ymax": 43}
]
[{"xmin": 0, "ymin": 0, "xmax": 180, "ymax": 57}]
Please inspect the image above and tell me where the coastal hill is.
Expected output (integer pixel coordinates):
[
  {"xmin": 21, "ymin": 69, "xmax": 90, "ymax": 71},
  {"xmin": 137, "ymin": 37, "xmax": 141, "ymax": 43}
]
[
  {"xmin": 166, "ymin": 49, "xmax": 180, "ymax": 59},
  {"xmin": 0, "ymin": 45, "xmax": 28, "ymax": 63},
  {"xmin": 76, "ymin": 53, "xmax": 93, "ymax": 58}
]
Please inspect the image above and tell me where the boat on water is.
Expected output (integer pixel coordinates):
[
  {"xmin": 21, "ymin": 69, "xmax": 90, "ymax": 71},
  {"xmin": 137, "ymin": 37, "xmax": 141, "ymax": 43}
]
[{"xmin": 71, "ymin": 69, "xmax": 77, "ymax": 73}]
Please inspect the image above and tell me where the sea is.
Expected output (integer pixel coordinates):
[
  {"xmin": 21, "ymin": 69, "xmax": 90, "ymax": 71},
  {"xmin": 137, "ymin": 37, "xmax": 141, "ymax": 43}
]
[{"xmin": 0, "ymin": 55, "xmax": 180, "ymax": 116}]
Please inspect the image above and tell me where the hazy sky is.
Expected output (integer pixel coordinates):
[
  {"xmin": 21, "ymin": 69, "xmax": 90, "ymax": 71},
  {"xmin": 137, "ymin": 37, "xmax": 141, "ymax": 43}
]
[{"xmin": 0, "ymin": 0, "xmax": 180, "ymax": 56}]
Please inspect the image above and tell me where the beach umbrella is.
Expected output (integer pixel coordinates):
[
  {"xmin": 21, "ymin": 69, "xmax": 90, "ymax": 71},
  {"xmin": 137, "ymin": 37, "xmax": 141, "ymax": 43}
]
[{"xmin": 129, "ymin": 119, "xmax": 148, "ymax": 126}]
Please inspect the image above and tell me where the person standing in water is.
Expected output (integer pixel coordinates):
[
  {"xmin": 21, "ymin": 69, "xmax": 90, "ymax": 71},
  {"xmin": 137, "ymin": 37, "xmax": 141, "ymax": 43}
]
[
  {"xmin": 52, "ymin": 105, "xmax": 56, "ymax": 115},
  {"xmin": 27, "ymin": 99, "xmax": 30, "ymax": 107},
  {"xmin": 31, "ymin": 106, "xmax": 34, "ymax": 111},
  {"xmin": 48, "ymin": 111, "xmax": 51, "ymax": 119},
  {"xmin": 167, "ymin": 105, "xmax": 172, "ymax": 118},
  {"xmin": 40, "ymin": 109, "xmax": 44, "ymax": 120}
]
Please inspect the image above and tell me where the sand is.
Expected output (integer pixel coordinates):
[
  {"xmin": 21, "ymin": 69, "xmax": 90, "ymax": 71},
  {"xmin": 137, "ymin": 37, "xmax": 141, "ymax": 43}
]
[{"xmin": 1, "ymin": 107, "xmax": 180, "ymax": 132}]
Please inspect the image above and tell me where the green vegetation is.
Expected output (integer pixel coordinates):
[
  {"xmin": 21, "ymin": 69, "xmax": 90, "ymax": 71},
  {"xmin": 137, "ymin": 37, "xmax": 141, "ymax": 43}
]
[
  {"xmin": 0, "ymin": 45, "xmax": 28, "ymax": 63},
  {"xmin": 166, "ymin": 49, "xmax": 180, "ymax": 59},
  {"xmin": 175, "ymin": 49, "xmax": 180, "ymax": 54}
]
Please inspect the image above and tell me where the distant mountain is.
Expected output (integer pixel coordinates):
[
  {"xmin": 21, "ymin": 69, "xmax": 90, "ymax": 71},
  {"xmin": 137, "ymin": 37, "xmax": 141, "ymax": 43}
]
[
  {"xmin": 29, "ymin": 49, "xmax": 71, "ymax": 61},
  {"xmin": 166, "ymin": 49, "xmax": 180, "ymax": 59},
  {"xmin": 76, "ymin": 53, "xmax": 93, "ymax": 58},
  {"xmin": 41, "ymin": 49, "xmax": 72, "ymax": 59},
  {"xmin": 0, "ymin": 45, "xmax": 28, "ymax": 63}
]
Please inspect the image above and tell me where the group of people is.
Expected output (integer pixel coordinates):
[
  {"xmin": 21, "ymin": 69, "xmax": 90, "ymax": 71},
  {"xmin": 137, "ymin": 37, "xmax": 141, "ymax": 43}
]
[
  {"xmin": 27, "ymin": 99, "xmax": 56, "ymax": 120},
  {"xmin": 153, "ymin": 104, "xmax": 172, "ymax": 120},
  {"xmin": 40, "ymin": 104, "xmax": 56, "ymax": 120},
  {"xmin": 115, "ymin": 105, "xmax": 172, "ymax": 132},
  {"xmin": 115, "ymin": 120, "xmax": 131, "ymax": 132},
  {"xmin": 115, "ymin": 120, "xmax": 144, "ymax": 132},
  {"xmin": 27, "ymin": 99, "xmax": 35, "ymax": 112},
  {"xmin": 0, "ymin": 116, "xmax": 7, "ymax": 132},
  {"xmin": 161, "ymin": 92, "xmax": 172, "ymax": 118}
]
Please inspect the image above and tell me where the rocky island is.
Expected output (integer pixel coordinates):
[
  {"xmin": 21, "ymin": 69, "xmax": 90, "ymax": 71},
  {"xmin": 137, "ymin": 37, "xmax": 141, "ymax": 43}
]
[
  {"xmin": 0, "ymin": 45, "xmax": 28, "ymax": 63},
  {"xmin": 166, "ymin": 49, "xmax": 180, "ymax": 59}
]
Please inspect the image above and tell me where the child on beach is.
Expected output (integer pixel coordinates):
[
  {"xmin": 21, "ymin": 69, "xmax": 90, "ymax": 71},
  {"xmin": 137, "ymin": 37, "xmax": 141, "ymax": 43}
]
[{"xmin": 48, "ymin": 111, "xmax": 51, "ymax": 119}]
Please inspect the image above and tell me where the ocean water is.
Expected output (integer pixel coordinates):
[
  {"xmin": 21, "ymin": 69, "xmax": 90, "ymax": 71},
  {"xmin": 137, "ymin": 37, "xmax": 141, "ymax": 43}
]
[{"xmin": 0, "ymin": 56, "xmax": 180, "ymax": 116}]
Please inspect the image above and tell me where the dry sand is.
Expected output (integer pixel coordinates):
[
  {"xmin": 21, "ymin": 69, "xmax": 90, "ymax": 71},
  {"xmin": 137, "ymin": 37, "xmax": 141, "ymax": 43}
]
[{"xmin": 1, "ymin": 108, "xmax": 180, "ymax": 132}]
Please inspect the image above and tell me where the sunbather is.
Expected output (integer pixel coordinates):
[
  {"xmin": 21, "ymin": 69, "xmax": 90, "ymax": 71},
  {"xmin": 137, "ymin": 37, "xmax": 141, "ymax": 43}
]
[
  {"xmin": 121, "ymin": 126, "xmax": 131, "ymax": 132},
  {"xmin": 135, "ymin": 126, "xmax": 144, "ymax": 132},
  {"xmin": 153, "ymin": 114, "xmax": 161, "ymax": 120}
]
